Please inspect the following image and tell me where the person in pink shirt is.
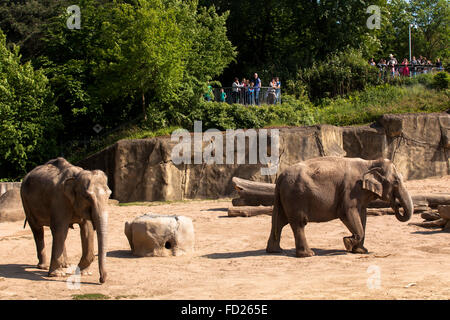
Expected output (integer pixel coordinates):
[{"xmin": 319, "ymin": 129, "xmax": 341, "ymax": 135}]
[{"xmin": 401, "ymin": 58, "xmax": 410, "ymax": 77}]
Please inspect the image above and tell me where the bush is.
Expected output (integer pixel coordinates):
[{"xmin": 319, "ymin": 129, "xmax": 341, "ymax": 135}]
[
  {"xmin": 289, "ymin": 48, "xmax": 379, "ymax": 100},
  {"xmin": 388, "ymin": 73, "xmax": 434, "ymax": 87},
  {"xmin": 432, "ymin": 72, "xmax": 450, "ymax": 90},
  {"xmin": 187, "ymin": 99, "xmax": 315, "ymax": 131}
]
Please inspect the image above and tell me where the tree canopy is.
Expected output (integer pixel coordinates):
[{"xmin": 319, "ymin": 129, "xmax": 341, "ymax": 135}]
[
  {"xmin": 0, "ymin": 0, "xmax": 448, "ymax": 178},
  {"xmin": 0, "ymin": 29, "xmax": 59, "ymax": 178},
  {"xmin": 200, "ymin": 0, "xmax": 449, "ymax": 82}
]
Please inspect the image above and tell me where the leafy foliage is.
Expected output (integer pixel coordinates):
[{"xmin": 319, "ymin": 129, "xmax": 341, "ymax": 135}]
[
  {"xmin": 377, "ymin": 0, "xmax": 449, "ymax": 63},
  {"xmin": 38, "ymin": 0, "xmax": 236, "ymax": 140},
  {"xmin": 0, "ymin": 29, "xmax": 60, "ymax": 179},
  {"xmin": 0, "ymin": 0, "xmax": 70, "ymax": 61},
  {"xmin": 288, "ymin": 48, "xmax": 380, "ymax": 100},
  {"xmin": 432, "ymin": 71, "xmax": 450, "ymax": 90},
  {"xmin": 0, "ymin": 0, "xmax": 448, "ymax": 178},
  {"xmin": 200, "ymin": 0, "xmax": 387, "ymax": 82}
]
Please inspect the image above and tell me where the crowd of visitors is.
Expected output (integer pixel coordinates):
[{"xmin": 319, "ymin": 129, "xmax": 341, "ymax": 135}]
[
  {"xmin": 370, "ymin": 54, "xmax": 444, "ymax": 79},
  {"xmin": 204, "ymin": 73, "xmax": 281, "ymax": 105},
  {"xmin": 205, "ymin": 54, "xmax": 444, "ymax": 105}
]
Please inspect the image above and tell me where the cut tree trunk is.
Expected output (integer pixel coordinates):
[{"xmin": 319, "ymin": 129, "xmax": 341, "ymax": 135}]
[
  {"xmin": 228, "ymin": 206, "xmax": 273, "ymax": 217},
  {"xmin": 409, "ymin": 218, "xmax": 447, "ymax": 229},
  {"xmin": 232, "ymin": 177, "xmax": 275, "ymax": 207},
  {"xmin": 420, "ymin": 211, "xmax": 441, "ymax": 221}
]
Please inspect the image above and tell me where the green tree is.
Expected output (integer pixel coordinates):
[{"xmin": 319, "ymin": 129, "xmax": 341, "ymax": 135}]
[
  {"xmin": 378, "ymin": 0, "xmax": 449, "ymax": 62},
  {"xmin": 0, "ymin": 0, "xmax": 70, "ymax": 61},
  {"xmin": 200, "ymin": 0, "xmax": 386, "ymax": 81},
  {"xmin": 410, "ymin": 0, "xmax": 449, "ymax": 62},
  {"xmin": 40, "ymin": 0, "xmax": 235, "ymax": 135},
  {"xmin": 0, "ymin": 29, "xmax": 60, "ymax": 179}
]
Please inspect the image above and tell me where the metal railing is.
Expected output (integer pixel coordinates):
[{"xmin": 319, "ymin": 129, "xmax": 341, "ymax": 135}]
[
  {"xmin": 210, "ymin": 86, "xmax": 282, "ymax": 105},
  {"xmin": 376, "ymin": 63, "xmax": 444, "ymax": 78}
]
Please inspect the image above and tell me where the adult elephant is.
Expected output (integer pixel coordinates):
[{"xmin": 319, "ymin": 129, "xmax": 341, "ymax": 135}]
[
  {"xmin": 266, "ymin": 157, "xmax": 413, "ymax": 257},
  {"xmin": 21, "ymin": 158, "xmax": 111, "ymax": 283}
]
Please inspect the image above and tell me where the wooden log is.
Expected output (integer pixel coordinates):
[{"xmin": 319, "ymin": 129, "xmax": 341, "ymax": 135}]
[
  {"xmin": 413, "ymin": 205, "xmax": 431, "ymax": 213},
  {"xmin": 231, "ymin": 177, "xmax": 275, "ymax": 206},
  {"xmin": 412, "ymin": 194, "xmax": 450, "ymax": 208},
  {"xmin": 227, "ymin": 206, "xmax": 273, "ymax": 217},
  {"xmin": 408, "ymin": 218, "xmax": 447, "ymax": 229},
  {"xmin": 367, "ymin": 195, "xmax": 450, "ymax": 209},
  {"xmin": 420, "ymin": 211, "xmax": 441, "ymax": 221}
]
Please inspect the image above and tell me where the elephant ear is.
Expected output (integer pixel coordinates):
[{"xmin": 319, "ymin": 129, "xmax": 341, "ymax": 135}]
[
  {"xmin": 63, "ymin": 177, "xmax": 77, "ymax": 206},
  {"xmin": 362, "ymin": 168, "xmax": 384, "ymax": 198}
]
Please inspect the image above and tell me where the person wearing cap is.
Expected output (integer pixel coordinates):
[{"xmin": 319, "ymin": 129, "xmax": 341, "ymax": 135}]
[{"xmin": 388, "ymin": 54, "xmax": 398, "ymax": 78}]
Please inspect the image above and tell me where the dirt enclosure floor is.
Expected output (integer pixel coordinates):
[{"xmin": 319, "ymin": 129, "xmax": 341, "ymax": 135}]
[{"xmin": 0, "ymin": 176, "xmax": 449, "ymax": 300}]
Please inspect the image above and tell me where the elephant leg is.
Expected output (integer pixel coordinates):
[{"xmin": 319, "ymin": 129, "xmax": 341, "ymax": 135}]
[
  {"xmin": 266, "ymin": 206, "xmax": 288, "ymax": 253},
  {"xmin": 341, "ymin": 209, "xmax": 367, "ymax": 254},
  {"xmin": 61, "ymin": 245, "xmax": 69, "ymax": 269},
  {"xmin": 356, "ymin": 208, "xmax": 368, "ymax": 249},
  {"xmin": 48, "ymin": 224, "xmax": 69, "ymax": 277},
  {"xmin": 290, "ymin": 217, "xmax": 314, "ymax": 258},
  {"xmin": 78, "ymin": 220, "xmax": 95, "ymax": 275},
  {"xmin": 30, "ymin": 224, "xmax": 48, "ymax": 270}
]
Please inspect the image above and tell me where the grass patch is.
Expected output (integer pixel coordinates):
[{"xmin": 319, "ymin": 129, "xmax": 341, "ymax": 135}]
[
  {"xmin": 310, "ymin": 84, "xmax": 449, "ymax": 126},
  {"xmin": 72, "ymin": 293, "xmax": 111, "ymax": 300}
]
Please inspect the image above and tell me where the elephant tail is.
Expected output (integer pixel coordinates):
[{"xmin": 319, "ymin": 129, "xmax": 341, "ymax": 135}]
[{"xmin": 23, "ymin": 218, "xmax": 27, "ymax": 229}]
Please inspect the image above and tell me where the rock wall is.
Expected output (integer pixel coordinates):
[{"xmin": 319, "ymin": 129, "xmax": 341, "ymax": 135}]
[
  {"xmin": 0, "ymin": 182, "xmax": 21, "ymax": 197},
  {"xmin": 78, "ymin": 112, "xmax": 450, "ymax": 202}
]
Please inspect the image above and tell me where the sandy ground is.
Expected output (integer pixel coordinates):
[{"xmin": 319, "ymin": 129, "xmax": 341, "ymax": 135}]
[{"xmin": 0, "ymin": 175, "xmax": 449, "ymax": 300}]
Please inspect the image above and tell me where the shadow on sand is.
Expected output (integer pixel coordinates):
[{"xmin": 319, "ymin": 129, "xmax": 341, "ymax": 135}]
[
  {"xmin": 411, "ymin": 230, "xmax": 448, "ymax": 235},
  {"xmin": 203, "ymin": 247, "xmax": 347, "ymax": 259},
  {"xmin": 107, "ymin": 250, "xmax": 135, "ymax": 259},
  {"xmin": 202, "ymin": 208, "xmax": 229, "ymax": 212},
  {"xmin": 0, "ymin": 264, "xmax": 99, "ymax": 285}
]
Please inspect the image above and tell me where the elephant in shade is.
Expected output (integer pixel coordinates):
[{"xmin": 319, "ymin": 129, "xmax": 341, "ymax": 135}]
[
  {"xmin": 266, "ymin": 157, "xmax": 413, "ymax": 257},
  {"xmin": 21, "ymin": 158, "xmax": 111, "ymax": 283}
]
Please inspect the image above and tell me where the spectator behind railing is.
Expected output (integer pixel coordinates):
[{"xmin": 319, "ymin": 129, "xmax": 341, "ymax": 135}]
[
  {"xmin": 275, "ymin": 77, "xmax": 281, "ymax": 104},
  {"xmin": 248, "ymin": 82, "xmax": 255, "ymax": 105},
  {"xmin": 388, "ymin": 54, "xmax": 398, "ymax": 78},
  {"xmin": 204, "ymin": 83, "xmax": 214, "ymax": 101},
  {"xmin": 219, "ymin": 88, "xmax": 226, "ymax": 102},
  {"xmin": 232, "ymin": 77, "xmax": 242, "ymax": 103},
  {"xmin": 411, "ymin": 56, "xmax": 418, "ymax": 77},
  {"xmin": 253, "ymin": 73, "xmax": 261, "ymax": 105},
  {"xmin": 267, "ymin": 78, "xmax": 277, "ymax": 105},
  {"xmin": 240, "ymin": 78, "xmax": 248, "ymax": 105},
  {"xmin": 401, "ymin": 58, "xmax": 410, "ymax": 77},
  {"xmin": 436, "ymin": 58, "xmax": 443, "ymax": 71},
  {"xmin": 376, "ymin": 58, "xmax": 386, "ymax": 80}
]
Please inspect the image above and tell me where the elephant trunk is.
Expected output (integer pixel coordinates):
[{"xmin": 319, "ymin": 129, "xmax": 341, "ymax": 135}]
[
  {"xmin": 93, "ymin": 209, "xmax": 108, "ymax": 284},
  {"xmin": 393, "ymin": 183, "xmax": 414, "ymax": 222}
]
